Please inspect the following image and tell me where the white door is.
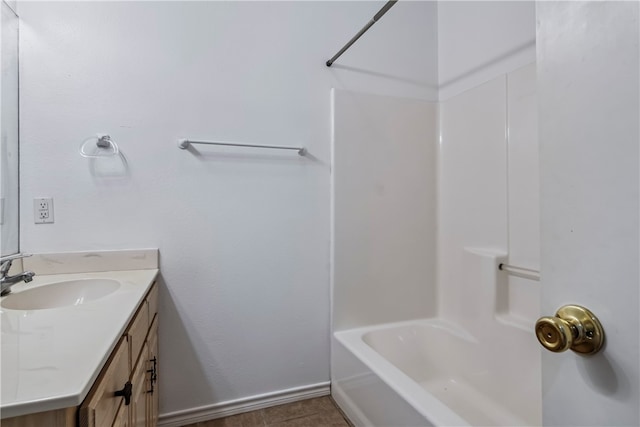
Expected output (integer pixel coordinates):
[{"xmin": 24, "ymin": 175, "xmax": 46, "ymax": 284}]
[{"xmin": 537, "ymin": 1, "xmax": 639, "ymax": 425}]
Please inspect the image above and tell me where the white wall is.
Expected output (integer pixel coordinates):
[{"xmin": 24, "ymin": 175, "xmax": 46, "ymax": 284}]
[
  {"xmin": 17, "ymin": 0, "xmax": 438, "ymax": 421},
  {"xmin": 438, "ymin": 1, "xmax": 535, "ymax": 100},
  {"xmin": 332, "ymin": 89, "xmax": 438, "ymax": 331},
  {"xmin": 537, "ymin": 2, "xmax": 639, "ymax": 425}
]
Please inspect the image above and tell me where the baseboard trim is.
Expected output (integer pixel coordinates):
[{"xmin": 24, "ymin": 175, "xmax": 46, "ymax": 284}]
[{"xmin": 158, "ymin": 382, "xmax": 331, "ymax": 427}]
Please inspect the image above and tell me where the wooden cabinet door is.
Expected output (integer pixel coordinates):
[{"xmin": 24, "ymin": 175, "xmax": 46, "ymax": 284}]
[
  {"xmin": 146, "ymin": 316, "xmax": 159, "ymax": 427},
  {"xmin": 127, "ymin": 302, "xmax": 150, "ymax": 372},
  {"xmin": 79, "ymin": 337, "xmax": 129, "ymax": 427},
  {"xmin": 146, "ymin": 283, "xmax": 158, "ymax": 320},
  {"xmin": 113, "ymin": 401, "xmax": 130, "ymax": 427},
  {"xmin": 130, "ymin": 342, "xmax": 149, "ymax": 427}
]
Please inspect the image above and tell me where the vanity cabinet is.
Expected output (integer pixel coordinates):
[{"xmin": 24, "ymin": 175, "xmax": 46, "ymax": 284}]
[
  {"xmin": 81, "ymin": 282, "xmax": 159, "ymax": 427},
  {"xmin": 2, "ymin": 282, "xmax": 158, "ymax": 427}
]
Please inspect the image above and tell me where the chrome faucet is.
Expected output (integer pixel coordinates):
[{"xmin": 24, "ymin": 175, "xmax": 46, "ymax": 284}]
[{"xmin": 1, "ymin": 254, "xmax": 35, "ymax": 296}]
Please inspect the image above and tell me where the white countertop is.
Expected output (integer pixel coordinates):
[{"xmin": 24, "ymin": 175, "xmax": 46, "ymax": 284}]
[{"xmin": 0, "ymin": 269, "xmax": 159, "ymax": 419}]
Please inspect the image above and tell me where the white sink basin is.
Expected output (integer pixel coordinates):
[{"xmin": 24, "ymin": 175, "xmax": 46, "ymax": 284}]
[{"xmin": 1, "ymin": 279, "xmax": 121, "ymax": 310}]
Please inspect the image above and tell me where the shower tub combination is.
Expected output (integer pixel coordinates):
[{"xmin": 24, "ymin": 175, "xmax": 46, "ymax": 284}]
[{"xmin": 331, "ymin": 318, "xmax": 541, "ymax": 427}]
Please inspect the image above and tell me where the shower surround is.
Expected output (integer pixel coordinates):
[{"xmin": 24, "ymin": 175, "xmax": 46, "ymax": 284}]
[{"xmin": 331, "ymin": 63, "xmax": 540, "ymax": 426}]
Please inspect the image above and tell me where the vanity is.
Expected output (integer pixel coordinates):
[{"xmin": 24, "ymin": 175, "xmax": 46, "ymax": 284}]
[
  {"xmin": 0, "ymin": 250, "xmax": 160, "ymax": 427},
  {"xmin": 0, "ymin": 5, "xmax": 160, "ymax": 425}
]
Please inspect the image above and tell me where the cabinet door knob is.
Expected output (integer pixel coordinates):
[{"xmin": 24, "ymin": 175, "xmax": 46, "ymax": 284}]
[
  {"xmin": 535, "ymin": 305, "xmax": 605, "ymax": 355},
  {"xmin": 114, "ymin": 381, "xmax": 133, "ymax": 405}
]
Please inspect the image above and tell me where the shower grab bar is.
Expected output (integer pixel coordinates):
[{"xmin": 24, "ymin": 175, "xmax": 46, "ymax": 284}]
[
  {"xmin": 326, "ymin": 0, "xmax": 398, "ymax": 67},
  {"xmin": 178, "ymin": 139, "xmax": 306, "ymax": 156},
  {"xmin": 498, "ymin": 263, "xmax": 540, "ymax": 281}
]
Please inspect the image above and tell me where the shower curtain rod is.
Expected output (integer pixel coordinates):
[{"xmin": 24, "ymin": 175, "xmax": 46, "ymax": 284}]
[{"xmin": 326, "ymin": 0, "xmax": 398, "ymax": 67}]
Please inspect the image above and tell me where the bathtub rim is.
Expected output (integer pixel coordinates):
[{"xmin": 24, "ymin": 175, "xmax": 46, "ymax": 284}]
[{"xmin": 333, "ymin": 318, "xmax": 475, "ymax": 427}]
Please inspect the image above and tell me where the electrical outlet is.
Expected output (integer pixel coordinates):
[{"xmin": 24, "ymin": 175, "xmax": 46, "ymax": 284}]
[{"xmin": 34, "ymin": 197, "xmax": 54, "ymax": 224}]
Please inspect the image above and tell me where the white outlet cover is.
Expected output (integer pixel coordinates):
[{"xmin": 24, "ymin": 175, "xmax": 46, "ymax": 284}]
[{"xmin": 34, "ymin": 197, "xmax": 54, "ymax": 224}]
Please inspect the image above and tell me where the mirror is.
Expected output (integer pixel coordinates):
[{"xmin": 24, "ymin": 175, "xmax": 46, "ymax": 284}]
[{"xmin": 1, "ymin": 1, "xmax": 19, "ymax": 256}]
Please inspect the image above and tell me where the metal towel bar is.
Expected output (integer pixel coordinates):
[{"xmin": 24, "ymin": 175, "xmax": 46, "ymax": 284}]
[{"xmin": 178, "ymin": 139, "xmax": 306, "ymax": 156}]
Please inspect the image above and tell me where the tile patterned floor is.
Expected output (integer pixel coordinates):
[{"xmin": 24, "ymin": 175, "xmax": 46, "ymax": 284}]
[{"xmin": 182, "ymin": 396, "xmax": 352, "ymax": 427}]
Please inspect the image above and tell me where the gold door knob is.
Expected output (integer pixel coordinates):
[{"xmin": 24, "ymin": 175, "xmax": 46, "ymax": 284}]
[{"xmin": 535, "ymin": 305, "xmax": 604, "ymax": 355}]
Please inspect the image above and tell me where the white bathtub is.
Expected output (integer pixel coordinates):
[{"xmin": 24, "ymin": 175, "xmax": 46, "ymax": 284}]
[{"xmin": 331, "ymin": 318, "xmax": 540, "ymax": 427}]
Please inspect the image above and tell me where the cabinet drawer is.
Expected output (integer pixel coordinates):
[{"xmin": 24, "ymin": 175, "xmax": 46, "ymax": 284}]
[
  {"xmin": 127, "ymin": 302, "xmax": 149, "ymax": 369},
  {"xmin": 79, "ymin": 337, "xmax": 129, "ymax": 427}
]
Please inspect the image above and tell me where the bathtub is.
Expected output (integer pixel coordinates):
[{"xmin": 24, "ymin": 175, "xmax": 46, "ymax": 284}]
[{"xmin": 331, "ymin": 318, "xmax": 540, "ymax": 427}]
